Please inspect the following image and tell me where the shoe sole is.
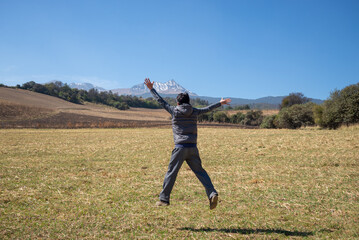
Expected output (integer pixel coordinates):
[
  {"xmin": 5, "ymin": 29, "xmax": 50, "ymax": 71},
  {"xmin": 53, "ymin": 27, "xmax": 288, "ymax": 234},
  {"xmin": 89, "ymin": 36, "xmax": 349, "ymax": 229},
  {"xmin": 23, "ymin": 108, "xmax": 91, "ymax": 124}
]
[
  {"xmin": 156, "ymin": 201, "xmax": 169, "ymax": 207},
  {"xmin": 210, "ymin": 195, "xmax": 218, "ymax": 210}
]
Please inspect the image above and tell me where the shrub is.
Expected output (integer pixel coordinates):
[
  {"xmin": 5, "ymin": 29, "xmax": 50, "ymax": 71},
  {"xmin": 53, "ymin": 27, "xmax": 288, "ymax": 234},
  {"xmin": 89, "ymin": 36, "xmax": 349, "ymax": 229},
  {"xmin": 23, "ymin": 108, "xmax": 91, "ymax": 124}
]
[
  {"xmin": 320, "ymin": 83, "xmax": 359, "ymax": 129},
  {"xmin": 275, "ymin": 102, "xmax": 315, "ymax": 129},
  {"xmin": 229, "ymin": 112, "xmax": 245, "ymax": 124},
  {"xmin": 213, "ymin": 111, "xmax": 229, "ymax": 123},
  {"xmin": 313, "ymin": 104, "xmax": 324, "ymax": 127},
  {"xmin": 116, "ymin": 102, "xmax": 130, "ymax": 110},
  {"xmin": 241, "ymin": 110, "xmax": 263, "ymax": 126},
  {"xmin": 260, "ymin": 115, "xmax": 277, "ymax": 128},
  {"xmin": 198, "ymin": 112, "xmax": 214, "ymax": 122}
]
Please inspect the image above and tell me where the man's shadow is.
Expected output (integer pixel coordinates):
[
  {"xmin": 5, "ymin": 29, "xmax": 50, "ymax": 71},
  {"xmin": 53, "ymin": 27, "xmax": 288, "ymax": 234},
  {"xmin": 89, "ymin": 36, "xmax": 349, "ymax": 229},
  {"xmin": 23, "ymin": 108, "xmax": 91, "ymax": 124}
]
[{"xmin": 179, "ymin": 227, "xmax": 315, "ymax": 237}]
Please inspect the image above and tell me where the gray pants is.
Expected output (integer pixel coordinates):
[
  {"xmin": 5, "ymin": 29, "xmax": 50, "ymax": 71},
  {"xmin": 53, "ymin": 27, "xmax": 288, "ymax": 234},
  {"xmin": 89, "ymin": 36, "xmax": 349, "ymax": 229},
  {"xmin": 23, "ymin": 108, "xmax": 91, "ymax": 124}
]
[{"xmin": 159, "ymin": 147, "xmax": 218, "ymax": 203}]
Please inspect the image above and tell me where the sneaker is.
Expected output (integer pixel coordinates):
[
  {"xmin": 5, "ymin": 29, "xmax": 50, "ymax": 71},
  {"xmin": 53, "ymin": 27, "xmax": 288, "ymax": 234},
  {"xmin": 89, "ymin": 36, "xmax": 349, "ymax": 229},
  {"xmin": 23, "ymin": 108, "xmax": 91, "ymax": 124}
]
[
  {"xmin": 156, "ymin": 200, "xmax": 169, "ymax": 207},
  {"xmin": 209, "ymin": 194, "xmax": 218, "ymax": 210}
]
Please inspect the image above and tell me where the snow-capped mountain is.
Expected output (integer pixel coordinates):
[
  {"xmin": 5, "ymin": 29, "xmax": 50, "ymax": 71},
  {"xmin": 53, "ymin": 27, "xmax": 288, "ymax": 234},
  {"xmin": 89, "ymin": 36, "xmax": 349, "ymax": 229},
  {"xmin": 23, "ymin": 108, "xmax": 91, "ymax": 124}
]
[
  {"xmin": 69, "ymin": 82, "xmax": 106, "ymax": 91},
  {"xmin": 112, "ymin": 80, "xmax": 197, "ymax": 96}
]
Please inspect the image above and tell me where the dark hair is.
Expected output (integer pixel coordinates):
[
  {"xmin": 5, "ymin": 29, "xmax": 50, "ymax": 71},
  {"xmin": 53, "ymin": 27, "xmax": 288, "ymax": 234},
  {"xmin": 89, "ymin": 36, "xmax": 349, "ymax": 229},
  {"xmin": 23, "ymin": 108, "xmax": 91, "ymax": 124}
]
[{"xmin": 176, "ymin": 92, "xmax": 190, "ymax": 105}]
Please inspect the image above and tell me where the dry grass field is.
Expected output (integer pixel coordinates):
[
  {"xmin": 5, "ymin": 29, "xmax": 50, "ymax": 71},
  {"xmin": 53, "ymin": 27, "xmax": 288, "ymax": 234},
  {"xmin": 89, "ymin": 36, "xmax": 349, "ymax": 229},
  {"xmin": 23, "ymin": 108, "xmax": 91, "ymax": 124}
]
[{"xmin": 1, "ymin": 126, "xmax": 358, "ymax": 239}]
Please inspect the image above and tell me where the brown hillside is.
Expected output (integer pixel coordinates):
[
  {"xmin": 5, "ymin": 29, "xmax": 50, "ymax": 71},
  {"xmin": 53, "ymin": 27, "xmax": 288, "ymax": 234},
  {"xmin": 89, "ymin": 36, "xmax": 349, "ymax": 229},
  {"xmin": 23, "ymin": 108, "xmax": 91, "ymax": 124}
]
[
  {"xmin": 0, "ymin": 87, "xmax": 251, "ymax": 129},
  {"xmin": 0, "ymin": 100, "xmax": 54, "ymax": 121},
  {"xmin": 0, "ymin": 87, "xmax": 81, "ymax": 109},
  {"xmin": 0, "ymin": 87, "xmax": 170, "ymax": 128}
]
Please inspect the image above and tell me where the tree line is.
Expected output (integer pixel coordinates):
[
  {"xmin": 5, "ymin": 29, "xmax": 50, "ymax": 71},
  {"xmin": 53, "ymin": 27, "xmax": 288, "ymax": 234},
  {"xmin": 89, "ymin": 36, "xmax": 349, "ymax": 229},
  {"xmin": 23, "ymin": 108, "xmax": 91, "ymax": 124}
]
[
  {"xmin": 264, "ymin": 83, "xmax": 359, "ymax": 129},
  {"xmin": 200, "ymin": 83, "xmax": 359, "ymax": 129},
  {"xmin": 2, "ymin": 81, "xmax": 357, "ymax": 129}
]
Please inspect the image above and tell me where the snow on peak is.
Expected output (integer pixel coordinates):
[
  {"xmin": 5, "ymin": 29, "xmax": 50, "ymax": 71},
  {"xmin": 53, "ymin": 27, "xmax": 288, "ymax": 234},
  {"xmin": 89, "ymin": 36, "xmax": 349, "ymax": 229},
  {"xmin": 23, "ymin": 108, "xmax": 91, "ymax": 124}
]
[{"xmin": 128, "ymin": 80, "xmax": 197, "ymax": 96}]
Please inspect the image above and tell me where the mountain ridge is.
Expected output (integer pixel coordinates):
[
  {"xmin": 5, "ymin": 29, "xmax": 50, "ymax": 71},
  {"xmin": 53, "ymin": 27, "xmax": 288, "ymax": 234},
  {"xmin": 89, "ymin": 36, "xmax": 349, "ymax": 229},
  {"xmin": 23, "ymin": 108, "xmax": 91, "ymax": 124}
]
[
  {"xmin": 45, "ymin": 81, "xmax": 106, "ymax": 92},
  {"xmin": 112, "ymin": 79, "xmax": 197, "ymax": 96},
  {"xmin": 110, "ymin": 80, "xmax": 323, "ymax": 107},
  {"xmin": 68, "ymin": 82, "xmax": 106, "ymax": 91},
  {"xmin": 36, "ymin": 80, "xmax": 324, "ymax": 108}
]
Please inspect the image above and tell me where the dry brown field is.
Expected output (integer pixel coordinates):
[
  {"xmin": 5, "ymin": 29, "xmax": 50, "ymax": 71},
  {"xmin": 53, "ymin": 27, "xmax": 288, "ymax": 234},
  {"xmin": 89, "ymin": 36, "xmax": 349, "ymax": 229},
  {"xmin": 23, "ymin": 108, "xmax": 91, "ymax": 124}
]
[
  {"xmin": 0, "ymin": 87, "xmax": 171, "ymax": 128},
  {"xmin": 0, "ymin": 87, "xmax": 263, "ymax": 129}
]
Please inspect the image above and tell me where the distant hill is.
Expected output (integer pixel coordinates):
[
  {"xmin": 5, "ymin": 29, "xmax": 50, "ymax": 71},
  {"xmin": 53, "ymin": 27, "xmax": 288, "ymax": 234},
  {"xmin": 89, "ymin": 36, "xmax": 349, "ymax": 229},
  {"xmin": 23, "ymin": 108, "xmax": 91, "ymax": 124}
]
[
  {"xmin": 136, "ymin": 93, "xmax": 323, "ymax": 109},
  {"xmin": 111, "ymin": 80, "xmax": 323, "ymax": 109},
  {"xmin": 200, "ymin": 95, "xmax": 323, "ymax": 107},
  {"xmin": 45, "ymin": 81, "xmax": 106, "ymax": 91},
  {"xmin": 68, "ymin": 82, "xmax": 106, "ymax": 91},
  {"xmin": 7, "ymin": 80, "xmax": 324, "ymax": 110}
]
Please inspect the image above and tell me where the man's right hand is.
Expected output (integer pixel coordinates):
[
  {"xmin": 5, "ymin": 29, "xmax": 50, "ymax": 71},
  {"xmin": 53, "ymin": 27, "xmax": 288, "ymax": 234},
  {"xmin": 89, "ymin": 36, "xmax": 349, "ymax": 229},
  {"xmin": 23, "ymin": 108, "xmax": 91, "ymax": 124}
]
[{"xmin": 144, "ymin": 78, "xmax": 154, "ymax": 90}]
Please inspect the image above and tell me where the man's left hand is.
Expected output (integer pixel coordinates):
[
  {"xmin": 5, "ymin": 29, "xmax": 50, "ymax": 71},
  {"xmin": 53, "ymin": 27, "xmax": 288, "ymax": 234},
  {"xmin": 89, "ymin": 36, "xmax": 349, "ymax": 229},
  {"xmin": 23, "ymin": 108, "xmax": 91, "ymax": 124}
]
[{"xmin": 220, "ymin": 98, "xmax": 231, "ymax": 105}]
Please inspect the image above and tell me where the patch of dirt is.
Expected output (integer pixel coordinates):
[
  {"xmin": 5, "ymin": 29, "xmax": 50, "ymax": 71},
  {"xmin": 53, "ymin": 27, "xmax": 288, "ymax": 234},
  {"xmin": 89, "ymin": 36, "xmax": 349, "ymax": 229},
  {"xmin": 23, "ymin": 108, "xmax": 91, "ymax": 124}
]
[
  {"xmin": 0, "ymin": 111, "xmax": 171, "ymax": 129},
  {"xmin": 0, "ymin": 100, "xmax": 55, "ymax": 121}
]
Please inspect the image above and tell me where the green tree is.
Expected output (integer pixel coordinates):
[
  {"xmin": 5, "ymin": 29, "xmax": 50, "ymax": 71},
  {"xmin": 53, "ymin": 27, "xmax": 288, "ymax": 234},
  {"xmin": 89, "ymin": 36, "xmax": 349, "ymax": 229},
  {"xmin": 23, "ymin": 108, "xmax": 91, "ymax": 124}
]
[
  {"xmin": 280, "ymin": 92, "xmax": 309, "ymax": 109},
  {"xmin": 21, "ymin": 81, "xmax": 36, "ymax": 90},
  {"xmin": 32, "ymin": 83, "xmax": 48, "ymax": 94}
]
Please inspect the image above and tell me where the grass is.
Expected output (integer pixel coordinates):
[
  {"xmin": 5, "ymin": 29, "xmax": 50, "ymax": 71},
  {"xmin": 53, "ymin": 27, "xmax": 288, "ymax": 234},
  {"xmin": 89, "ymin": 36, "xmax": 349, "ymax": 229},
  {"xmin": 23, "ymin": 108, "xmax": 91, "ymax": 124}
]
[{"xmin": 0, "ymin": 127, "xmax": 358, "ymax": 239}]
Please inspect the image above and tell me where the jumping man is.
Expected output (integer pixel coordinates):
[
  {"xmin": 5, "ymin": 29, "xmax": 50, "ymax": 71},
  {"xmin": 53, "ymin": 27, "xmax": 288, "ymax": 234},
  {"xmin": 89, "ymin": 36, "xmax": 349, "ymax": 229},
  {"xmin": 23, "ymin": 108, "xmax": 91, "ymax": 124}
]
[{"xmin": 144, "ymin": 78, "xmax": 231, "ymax": 210}]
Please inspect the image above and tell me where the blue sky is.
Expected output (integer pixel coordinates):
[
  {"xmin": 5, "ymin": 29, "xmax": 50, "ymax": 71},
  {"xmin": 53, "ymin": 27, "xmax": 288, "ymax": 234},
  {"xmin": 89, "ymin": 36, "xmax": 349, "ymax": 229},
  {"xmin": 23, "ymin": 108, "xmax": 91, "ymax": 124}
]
[{"xmin": 0, "ymin": 0, "xmax": 358, "ymax": 99}]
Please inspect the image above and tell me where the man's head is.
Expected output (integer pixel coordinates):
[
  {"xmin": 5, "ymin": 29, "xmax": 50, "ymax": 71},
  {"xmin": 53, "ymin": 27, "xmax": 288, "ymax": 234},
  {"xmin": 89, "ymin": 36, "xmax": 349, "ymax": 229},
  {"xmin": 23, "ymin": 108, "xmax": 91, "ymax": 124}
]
[{"xmin": 176, "ymin": 92, "xmax": 190, "ymax": 105}]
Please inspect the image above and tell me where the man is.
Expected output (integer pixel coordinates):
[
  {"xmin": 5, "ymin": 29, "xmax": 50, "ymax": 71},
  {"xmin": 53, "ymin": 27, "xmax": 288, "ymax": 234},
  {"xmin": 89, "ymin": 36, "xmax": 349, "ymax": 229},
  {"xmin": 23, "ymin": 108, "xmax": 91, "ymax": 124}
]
[{"xmin": 144, "ymin": 78, "xmax": 231, "ymax": 210}]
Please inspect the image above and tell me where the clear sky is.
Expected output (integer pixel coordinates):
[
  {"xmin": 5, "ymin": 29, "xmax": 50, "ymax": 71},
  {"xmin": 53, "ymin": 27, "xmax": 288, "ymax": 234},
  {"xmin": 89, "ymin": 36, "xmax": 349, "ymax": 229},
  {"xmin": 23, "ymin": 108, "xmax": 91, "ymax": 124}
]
[{"xmin": 0, "ymin": 0, "xmax": 358, "ymax": 99}]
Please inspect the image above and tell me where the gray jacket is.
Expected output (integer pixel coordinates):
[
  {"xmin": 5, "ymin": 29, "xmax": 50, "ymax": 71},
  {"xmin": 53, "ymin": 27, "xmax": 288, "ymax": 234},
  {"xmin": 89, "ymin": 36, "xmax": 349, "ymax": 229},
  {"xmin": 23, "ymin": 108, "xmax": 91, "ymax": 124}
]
[{"xmin": 150, "ymin": 89, "xmax": 221, "ymax": 145}]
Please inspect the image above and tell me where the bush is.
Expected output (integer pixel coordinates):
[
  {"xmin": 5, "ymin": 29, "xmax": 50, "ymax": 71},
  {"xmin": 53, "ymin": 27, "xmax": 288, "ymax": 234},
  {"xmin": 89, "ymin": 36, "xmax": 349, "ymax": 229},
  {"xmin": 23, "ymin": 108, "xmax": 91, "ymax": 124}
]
[
  {"xmin": 320, "ymin": 83, "xmax": 359, "ymax": 129},
  {"xmin": 260, "ymin": 115, "xmax": 277, "ymax": 128},
  {"xmin": 198, "ymin": 112, "xmax": 214, "ymax": 122},
  {"xmin": 275, "ymin": 102, "xmax": 315, "ymax": 129},
  {"xmin": 313, "ymin": 104, "xmax": 324, "ymax": 127},
  {"xmin": 241, "ymin": 110, "xmax": 263, "ymax": 126},
  {"xmin": 116, "ymin": 102, "xmax": 130, "ymax": 110},
  {"xmin": 213, "ymin": 111, "xmax": 229, "ymax": 123},
  {"xmin": 229, "ymin": 112, "xmax": 245, "ymax": 124}
]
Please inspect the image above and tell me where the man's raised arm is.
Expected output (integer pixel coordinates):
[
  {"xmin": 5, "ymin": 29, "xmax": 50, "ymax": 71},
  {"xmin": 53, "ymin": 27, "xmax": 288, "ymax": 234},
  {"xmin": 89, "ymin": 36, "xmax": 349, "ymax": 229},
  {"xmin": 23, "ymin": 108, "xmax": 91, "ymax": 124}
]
[{"xmin": 144, "ymin": 78, "xmax": 174, "ymax": 115}]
